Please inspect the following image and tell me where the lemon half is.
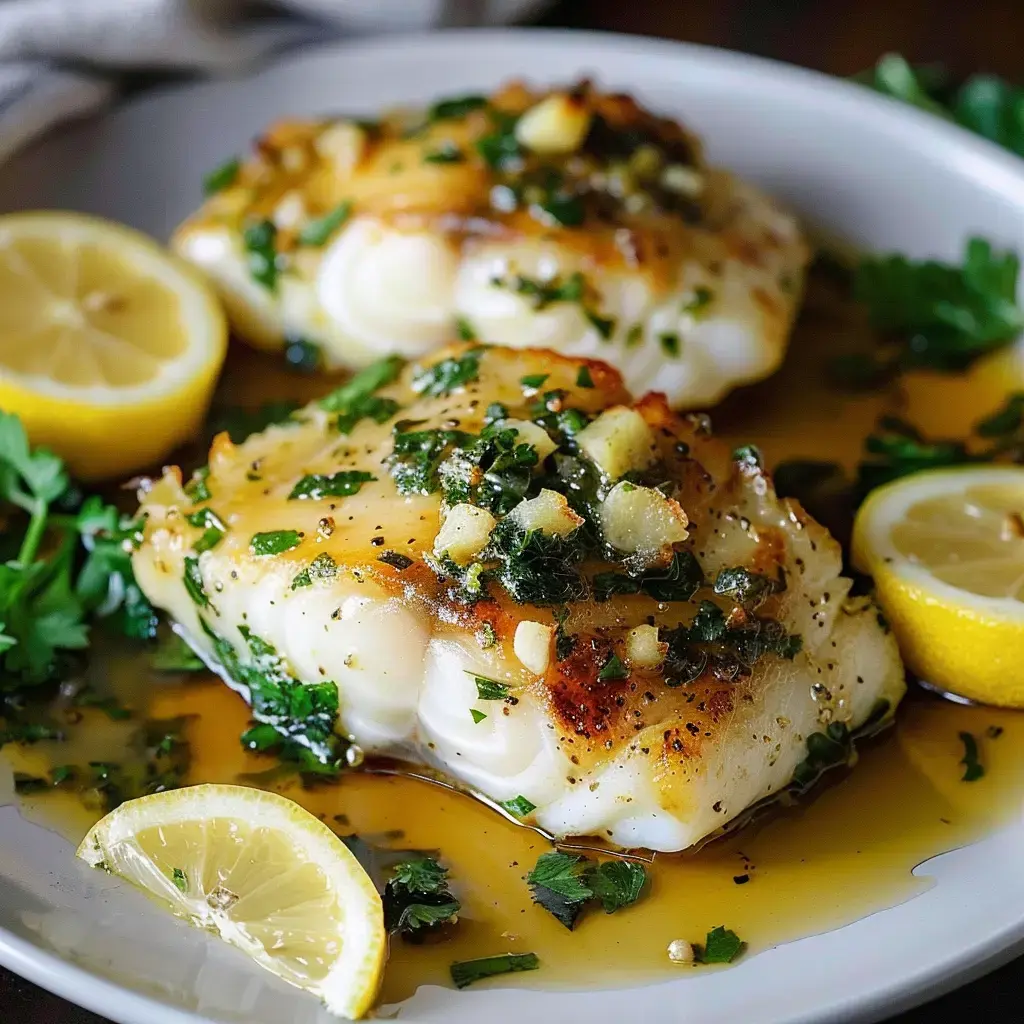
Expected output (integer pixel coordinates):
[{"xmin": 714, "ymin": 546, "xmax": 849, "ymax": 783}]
[
  {"xmin": 0, "ymin": 212, "xmax": 226, "ymax": 480},
  {"xmin": 77, "ymin": 784, "xmax": 386, "ymax": 1019},
  {"xmin": 853, "ymin": 466, "xmax": 1024, "ymax": 706}
]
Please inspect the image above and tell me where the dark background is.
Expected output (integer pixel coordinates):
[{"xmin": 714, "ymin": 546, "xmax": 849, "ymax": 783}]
[{"xmin": 5, "ymin": 0, "xmax": 1023, "ymax": 1020}]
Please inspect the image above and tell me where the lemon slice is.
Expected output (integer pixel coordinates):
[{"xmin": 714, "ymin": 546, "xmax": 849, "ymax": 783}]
[
  {"xmin": 852, "ymin": 466, "xmax": 1024, "ymax": 706},
  {"xmin": 76, "ymin": 784, "xmax": 386, "ymax": 1019},
  {"xmin": 0, "ymin": 211, "xmax": 227, "ymax": 480}
]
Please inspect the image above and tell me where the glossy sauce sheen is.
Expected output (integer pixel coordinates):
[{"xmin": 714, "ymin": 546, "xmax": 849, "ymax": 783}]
[{"xmin": 7, "ymin": 267, "xmax": 1024, "ymax": 999}]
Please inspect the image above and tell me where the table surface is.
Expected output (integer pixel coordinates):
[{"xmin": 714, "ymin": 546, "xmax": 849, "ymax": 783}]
[{"xmin": 5, "ymin": 0, "xmax": 1024, "ymax": 1021}]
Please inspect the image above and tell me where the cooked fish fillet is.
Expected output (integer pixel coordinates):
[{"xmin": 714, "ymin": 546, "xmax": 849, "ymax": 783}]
[
  {"xmin": 132, "ymin": 345, "xmax": 904, "ymax": 853},
  {"xmin": 173, "ymin": 81, "xmax": 809, "ymax": 408}
]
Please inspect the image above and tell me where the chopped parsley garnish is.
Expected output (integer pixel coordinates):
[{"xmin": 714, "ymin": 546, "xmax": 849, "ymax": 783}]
[
  {"xmin": 249, "ymin": 530, "xmax": 303, "ymax": 556},
  {"xmin": 383, "ymin": 857, "xmax": 461, "ymax": 939},
  {"xmin": 495, "ymin": 271, "xmax": 586, "ymax": 309},
  {"xmin": 792, "ymin": 721, "xmax": 852, "ymax": 788},
  {"xmin": 377, "ymin": 550, "xmax": 413, "ymax": 571},
  {"xmin": 288, "ymin": 470, "xmax": 375, "ymax": 501},
  {"xmin": 593, "ymin": 551, "xmax": 704, "ymax": 603},
  {"xmin": 527, "ymin": 851, "xmax": 647, "ymax": 929},
  {"xmin": 625, "ymin": 323, "xmax": 644, "ymax": 347},
  {"xmin": 184, "ymin": 466, "xmax": 212, "ymax": 502},
  {"xmin": 428, "ymin": 94, "xmax": 488, "ymax": 122},
  {"xmin": 733, "ymin": 445, "xmax": 764, "ymax": 471},
  {"xmin": 297, "ymin": 201, "xmax": 352, "ymax": 247},
  {"xmin": 151, "ymin": 632, "xmax": 206, "ymax": 673},
  {"xmin": 584, "ymin": 310, "xmax": 616, "ymax": 339},
  {"xmin": 537, "ymin": 192, "xmax": 585, "ymax": 227},
  {"xmin": 243, "ymin": 219, "xmax": 279, "ymax": 291},
  {"xmin": 470, "ymin": 708, "xmax": 487, "ymax": 724},
  {"xmin": 455, "ymin": 316, "xmax": 477, "ymax": 341},
  {"xmin": 959, "ymin": 731, "xmax": 985, "ymax": 782},
  {"xmin": 576, "ymin": 366, "xmax": 595, "ymax": 388},
  {"xmin": 185, "ymin": 507, "xmax": 227, "ymax": 554},
  {"xmin": 472, "ymin": 675, "xmax": 513, "ymax": 701},
  {"xmin": 697, "ymin": 926, "xmax": 745, "ymax": 964},
  {"xmin": 499, "ymin": 795, "xmax": 536, "ymax": 818},
  {"xmin": 423, "ymin": 142, "xmax": 465, "ymax": 164},
  {"xmin": 182, "ymin": 556, "xmax": 209, "ymax": 608},
  {"xmin": 477, "ymin": 621, "xmax": 497, "ymax": 648},
  {"xmin": 713, "ymin": 567, "xmax": 784, "ymax": 610},
  {"xmin": 388, "ymin": 427, "xmax": 474, "ymax": 496},
  {"xmin": 660, "ymin": 600, "xmax": 802, "ymax": 686},
  {"xmin": 206, "ymin": 400, "xmax": 300, "ymax": 444},
  {"xmin": 171, "ymin": 867, "xmax": 188, "ymax": 893},
  {"xmin": 597, "ymin": 652, "xmax": 629, "ymax": 682},
  {"xmin": 845, "ymin": 238, "xmax": 1023, "ymax": 376},
  {"xmin": 858, "ymin": 54, "xmax": 1024, "ymax": 157},
  {"xmin": 290, "ymin": 552, "xmax": 338, "ymax": 590},
  {"xmin": 479, "ymin": 517, "xmax": 587, "ymax": 606},
  {"xmin": 202, "ymin": 157, "xmax": 240, "ymax": 196},
  {"xmin": 450, "ymin": 953, "xmax": 540, "ymax": 989},
  {"xmin": 520, "ymin": 373, "xmax": 549, "ymax": 390},
  {"xmin": 476, "ymin": 123, "xmax": 522, "ymax": 170},
  {"xmin": 412, "ymin": 349, "xmax": 482, "ymax": 397},
  {"xmin": 205, "ymin": 621, "xmax": 345, "ymax": 774},
  {"xmin": 683, "ymin": 286, "xmax": 714, "ymax": 317},
  {"xmin": 0, "ymin": 722, "xmax": 62, "ymax": 748},
  {"xmin": 659, "ymin": 333, "xmax": 681, "ymax": 357},
  {"xmin": 283, "ymin": 337, "xmax": 322, "ymax": 373},
  {"xmin": 319, "ymin": 355, "xmax": 403, "ymax": 416},
  {"xmin": 439, "ymin": 425, "xmax": 539, "ymax": 515}
]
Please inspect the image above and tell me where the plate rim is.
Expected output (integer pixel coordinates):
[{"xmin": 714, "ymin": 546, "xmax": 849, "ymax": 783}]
[{"xmin": 2, "ymin": 25, "xmax": 1024, "ymax": 1024}]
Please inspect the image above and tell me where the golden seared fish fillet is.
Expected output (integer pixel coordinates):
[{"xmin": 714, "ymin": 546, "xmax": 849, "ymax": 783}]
[
  {"xmin": 173, "ymin": 81, "xmax": 809, "ymax": 409},
  {"xmin": 133, "ymin": 345, "xmax": 903, "ymax": 853}
]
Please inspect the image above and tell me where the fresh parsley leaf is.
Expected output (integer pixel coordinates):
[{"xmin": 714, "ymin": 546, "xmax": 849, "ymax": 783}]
[
  {"xmin": 520, "ymin": 373, "xmax": 549, "ymax": 390},
  {"xmin": 388, "ymin": 427, "xmax": 474, "ymax": 496},
  {"xmin": 288, "ymin": 470, "xmax": 375, "ymax": 501},
  {"xmin": 959, "ymin": 730, "xmax": 985, "ymax": 782},
  {"xmin": 298, "ymin": 201, "xmax": 352, "ymax": 247},
  {"xmin": 202, "ymin": 157, "xmax": 240, "ymax": 195},
  {"xmin": 472, "ymin": 675, "xmax": 513, "ymax": 701},
  {"xmin": 854, "ymin": 238, "xmax": 1023, "ymax": 372},
  {"xmin": 429, "ymin": 94, "xmax": 488, "ymax": 122},
  {"xmin": 412, "ymin": 349, "xmax": 482, "ymax": 397},
  {"xmin": 858, "ymin": 54, "xmax": 949, "ymax": 116},
  {"xmin": 500, "ymin": 795, "xmax": 536, "ymax": 818},
  {"xmin": 481, "ymin": 517, "xmax": 587, "ymax": 606},
  {"xmin": 476, "ymin": 124, "xmax": 522, "ymax": 169},
  {"xmin": 527, "ymin": 851, "xmax": 593, "ymax": 930},
  {"xmin": 424, "ymin": 142, "xmax": 465, "ymax": 164},
  {"xmin": 185, "ymin": 507, "xmax": 227, "ymax": 553},
  {"xmin": 698, "ymin": 926, "xmax": 745, "ymax": 964},
  {"xmin": 856, "ymin": 416, "xmax": 974, "ymax": 494},
  {"xmin": 182, "ymin": 556, "xmax": 209, "ymax": 608},
  {"xmin": 383, "ymin": 856, "xmax": 461, "ymax": 939},
  {"xmin": 495, "ymin": 272, "xmax": 585, "ymax": 310},
  {"xmin": 593, "ymin": 551, "xmax": 704, "ymax": 603},
  {"xmin": 151, "ymin": 632, "xmax": 206, "ymax": 673},
  {"xmin": 450, "ymin": 953, "xmax": 539, "ymax": 989},
  {"xmin": 576, "ymin": 366, "xmax": 595, "ymax": 388},
  {"xmin": 792, "ymin": 721, "xmax": 852, "ymax": 789},
  {"xmin": 597, "ymin": 652, "xmax": 629, "ymax": 682},
  {"xmin": 243, "ymin": 219, "xmax": 278, "ymax": 291},
  {"xmin": 0, "ymin": 721, "xmax": 62, "ymax": 748},
  {"xmin": 290, "ymin": 552, "xmax": 337, "ymax": 590},
  {"xmin": 211, "ymin": 622, "xmax": 344, "ymax": 774},
  {"xmin": 206, "ymin": 401, "xmax": 300, "ymax": 444},
  {"xmin": 439, "ymin": 426, "xmax": 539, "ymax": 515},
  {"xmin": 319, "ymin": 355, "xmax": 404, "ymax": 413},
  {"xmin": 954, "ymin": 75, "xmax": 1024, "ymax": 157},
  {"xmin": 713, "ymin": 567, "xmax": 784, "ymax": 610},
  {"xmin": 250, "ymin": 530, "xmax": 303, "ymax": 556},
  {"xmin": 455, "ymin": 316, "xmax": 477, "ymax": 341},
  {"xmin": 537, "ymin": 192, "xmax": 585, "ymax": 227},
  {"xmin": 588, "ymin": 860, "xmax": 648, "ymax": 913}
]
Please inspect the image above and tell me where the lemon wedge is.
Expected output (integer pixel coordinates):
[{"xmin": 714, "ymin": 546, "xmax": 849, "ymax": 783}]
[
  {"xmin": 0, "ymin": 211, "xmax": 227, "ymax": 480},
  {"xmin": 852, "ymin": 466, "xmax": 1024, "ymax": 706},
  {"xmin": 76, "ymin": 784, "xmax": 386, "ymax": 1019}
]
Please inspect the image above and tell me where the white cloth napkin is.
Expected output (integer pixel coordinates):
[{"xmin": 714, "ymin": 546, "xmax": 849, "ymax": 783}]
[{"xmin": 0, "ymin": 0, "xmax": 547, "ymax": 164}]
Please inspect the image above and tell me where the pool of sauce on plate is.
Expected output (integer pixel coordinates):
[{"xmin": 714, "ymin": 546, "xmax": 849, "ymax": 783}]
[{"xmin": 5, "ymin": 262, "xmax": 1024, "ymax": 1001}]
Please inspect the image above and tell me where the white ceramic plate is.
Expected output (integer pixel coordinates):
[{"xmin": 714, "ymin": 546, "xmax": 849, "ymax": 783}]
[{"xmin": 1, "ymin": 28, "xmax": 1024, "ymax": 1024}]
